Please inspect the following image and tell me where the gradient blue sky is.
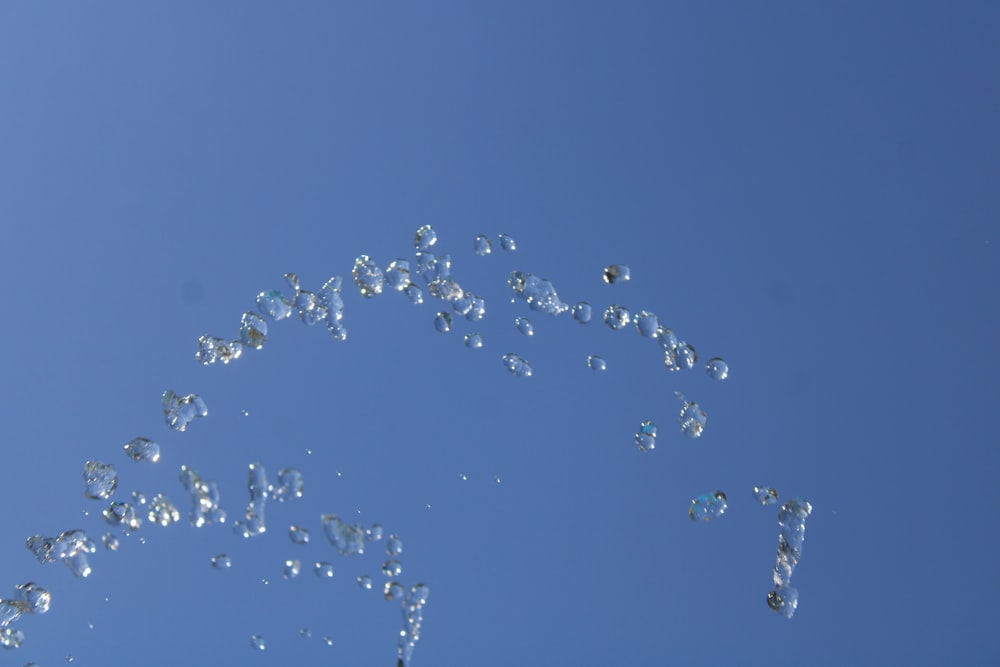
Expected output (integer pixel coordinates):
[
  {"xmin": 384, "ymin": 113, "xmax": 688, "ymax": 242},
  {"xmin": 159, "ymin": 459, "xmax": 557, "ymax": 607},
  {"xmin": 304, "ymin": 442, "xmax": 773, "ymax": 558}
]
[{"xmin": 1, "ymin": 2, "xmax": 997, "ymax": 665}]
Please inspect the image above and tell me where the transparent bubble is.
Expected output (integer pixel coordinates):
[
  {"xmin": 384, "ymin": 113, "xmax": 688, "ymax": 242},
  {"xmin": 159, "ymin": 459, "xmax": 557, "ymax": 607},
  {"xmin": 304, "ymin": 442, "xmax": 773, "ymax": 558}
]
[
  {"xmin": 501, "ymin": 353, "xmax": 532, "ymax": 377},
  {"xmin": 161, "ymin": 390, "xmax": 208, "ymax": 432},
  {"xmin": 195, "ymin": 335, "xmax": 243, "ymax": 365},
  {"xmin": 179, "ymin": 466, "xmax": 226, "ymax": 528},
  {"xmin": 357, "ymin": 575, "xmax": 373, "ymax": 590},
  {"xmin": 322, "ymin": 515, "xmax": 366, "ymax": 556},
  {"xmin": 314, "ymin": 562, "xmax": 335, "ymax": 579},
  {"xmin": 498, "ymin": 233, "xmax": 516, "ymax": 251},
  {"xmin": 83, "ymin": 461, "xmax": 117, "ymax": 500},
  {"xmin": 102, "ymin": 533, "xmax": 119, "ymax": 551},
  {"xmin": 386, "ymin": 534, "xmax": 403, "ymax": 557},
  {"xmin": 572, "ymin": 302, "xmax": 592, "ymax": 324},
  {"xmin": 507, "ymin": 271, "xmax": 568, "ymax": 315},
  {"xmin": 753, "ymin": 486, "xmax": 779, "ymax": 505},
  {"xmin": 464, "ymin": 333, "xmax": 484, "ymax": 349},
  {"xmin": 147, "ymin": 494, "xmax": 180, "ymax": 527},
  {"xmin": 635, "ymin": 420, "xmax": 656, "ymax": 452},
  {"xmin": 385, "ymin": 260, "xmax": 412, "ymax": 292},
  {"xmin": 256, "ymin": 290, "xmax": 293, "ymax": 320},
  {"xmin": 706, "ymin": 357, "xmax": 729, "ymax": 380},
  {"xmin": 289, "ymin": 525, "xmax": 310, "ymax": 545},
  {"xmin": 211, "ymin": 554, "xmax": 232, "ymax": 570},
  {"xmin": 602, "ymin": 264, "xmax": 630, "ymax": 284},
  {"xmin": 250, "ymin": 634, "xmax": 266, "ymax": 651},
  {"xmin": 515, "ymin": 316, "xmax": 534, "ymax": 336},
  {"xmin": 270, "ymin": 468, "xmax": 304, "ymax": 503},
  {"xmin": 603, "ymin": 304, "xmax": 630, "ymax": 331},
  {"xmin": 382, "ymin": 560, "xmax": 403, "ymax": 577},
  {"xmin": 352, "ymin": 255, "xmax": 385, "ymax": 298},
  {"xmin": 239, "ymin": 311, "xmax": 268, "ymax": 349},
  {"xmin": 366, "ymin": 524, "xmax": 384, "ymax": 542},
  {"xmin": 473, "ymin": 235, "xmax": 492, "ymax": 255},
  {"xmin": 414, "ymin": 225, "xmax": 438, "ymax": 250},
  {"xmin": 384, "ymin": 581, "xmax": 405, "ymax": 601},
  {"xmin": 434, "ymin": 312, "xmax": 452, "ymax": 333},
  {"xmin": 587, "ymin": 355, "xmax": 606, "ymax": 371},
  {"xmin": 634, "ymin": 311, "xmax": 660, "ymax": 338},
  {"xmin": 767, "ymin": 586, "xmax": 799, "ymax": 619},
  {"xmin": 283, "ymin": 559, "xmax": 301, "ymax": 579},
  {"xmin": 123, "ymin": 437, "xmax": 160, "ymax": 464},
  {"xmin": 689, "ymin": 491, "xmax": 727, "ymax": 521},
  {"xmin": 679, "ymin": 401, "xmax": 707, "ymax": 438},
  {"xmin": 404, "ymin": 283, "xmax": 424, "ymax": 305}
]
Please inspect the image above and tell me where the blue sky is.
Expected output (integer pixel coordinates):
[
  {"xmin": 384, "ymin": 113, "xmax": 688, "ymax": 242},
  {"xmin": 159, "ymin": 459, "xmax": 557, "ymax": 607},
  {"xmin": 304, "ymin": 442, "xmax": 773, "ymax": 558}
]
[{"xmin": 0, "ymin": 2, "xmax": 997, "ymax": 665}]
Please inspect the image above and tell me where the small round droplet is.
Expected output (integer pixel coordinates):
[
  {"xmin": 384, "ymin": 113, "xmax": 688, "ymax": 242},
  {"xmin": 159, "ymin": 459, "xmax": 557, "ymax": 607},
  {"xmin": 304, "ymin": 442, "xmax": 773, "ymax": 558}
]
[
  {"xmin": 386, "ymin": 535, "xmax": 403, "ymax": 557},
  {"xmin": 473, "ymin": 235, "xmax": 492, "ymax": 256},
  {"xmin": 289, "ymin": 525, "xmax": 310, "ymax": 545},
  {"xmin": 357, "ymin": 575, "xmax": 373, "ymax": 590},
  {"xmin": 587, "ymin": 355, "xmax": 606, "ymax": 371},
  {"xmin": 382, "ymin": 559, "xmax": 403, "ymax": 577},
  {"xmin": 494, "ymin": 475, "xmax": 502, "ymax": 484},
  {"xmin": 314, "ymin": 562, "xmax": 335, "ymax": 579},
  {"xmin": 603, "ymin": 304, "xmax": 631, "ymax": 331},
  {"xmin": 633, "ymin": 311, "xmax": 660, "ymax": 338},
  {"xmin": 367, "ymin": 524, "xmax": 384, "ymax": 542},
  {"xmin": 501, "ymin": 353, "xmax": 532, "ymax": 377},
  {"xmin": 384, "ymin": 581, "xmax": 405, "ymax": 601},
  {"xmin": 572, "ymin": 302, "xmax": 592, "ymax": 324},
  {"xmin": 464, "ymin": 332, "xmax": 484, "ymax": 349},
  {"xmin": 706, "ymin": 357, "xmax": 729, "ymax": 380},
  {"xmin": 434, "ymin": 312, "xmax": 452, "ymax": 333},
  {"xmin": 102, "ymin": 533, "xmax": 120, "ymax": 551},
  {"xmin": 674, "ymin": 342, "xmax": 698, "ymax": 370},
  {"xmin": 323, "ymin": 636, "xmax": 334, "ymax": 647},
  {"xmin": 283, "ymin": 559, "xmax": 301, "ymax": 579},
  {"xmin": 602, "ymin": 264, "xmax": 630, "ymax": 284},
  {"xmin": 250, "ymin": 634, "xmax": 266, "ymax": 651},
  {"xmin": 459, "ymin": 473, "xmax": 468, "ymax": 481},
  {"xmin": 515, "ymin": 317, "xmax": 534, "ymax": 336},
  {"xmin": 635, "ymin": 420, "xmax": 657, "ymax": 452},
  {"xmin": 498, "ymin": 233, "xmax": 517, "ymax": 251},
  {"xmin": 211, "ymin": 554, "xmax": 232, "ymax": 570}
]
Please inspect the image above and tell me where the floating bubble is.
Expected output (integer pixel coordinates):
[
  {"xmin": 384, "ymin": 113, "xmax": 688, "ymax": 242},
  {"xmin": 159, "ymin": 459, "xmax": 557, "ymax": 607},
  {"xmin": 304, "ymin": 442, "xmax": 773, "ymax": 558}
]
[
  {"xmin": 211, "ymin": 554, "xmax": 232, "ymax": 570},
  {"xmin": 434, "ymin": 312, "xmax": 452, "ymax": 333},
  {"xmin": 147, "ymin": 494, "xmax": 180, "ymax": 527},
  {"xmin": 314, "ymin": 562, "xmax": 335, "ymax": 579},
  {"xmin": 635, "ymin": 420, "xmax": 656, "ymax": 452},
  {"xmin": 385, "ymin": 260, "xmax": 412, "ymax": 292},
  {"xmin": 103, "ymin": 502, "xmax": 142, "ymax": 531},
  {"xmin": 515, "ymin": 316, "xmax": 534, "ymax": 336},
  {"xmin": 102, "ymin": 533, "xmax": 119, "ymax": 551},
  {"xmin": 753, "ymin": 486, "xmax": 779, "ymax": 505},
  {"xmin": 195, "ymin": 335, "xmax": 243, "ymax": 365},
  {"xmin": 250, "ymin": 634, "xmax": 265, "ymax": 651},
  {"xmin": 123, "ymin": 438, "xmax": 160, "ymax": 464},
  {"xmin": 634, "ymin": 311, "xmax": 660, "ymax": 338},
  {"xmin": 179, "ymin": 466, "xmax": 226, "ymax": 528},
  {"xmin": 679, "ymin": 401, "xmax": 707, "ymax": 438},
  {"xmin": 386, "ymin": 534, "xmax": 403, "ymax": 557},
  {"xmin": 288, "ymin": 525, "xmax": 310, "ymax": 545},
  {"xmin": 357, "ymin": 575, "xmax": 373, "ymax": 590},
  {"xmin": 501, "ymin": 353, "xmax": 532, "ymax": 377},
  {"xmin": 322, "ymin": 515, "xmax": 365, "ymax": 556},
  {"xmin": 414, "ymin": 225, "xmax": 438, "ymax": 251},
  {"xmin": 256, "ymin": 290, "xmax": 293, "ymax": 320},
  {"xmin": 587, "ymin": 355, "xmax": 606, "ymax": 371},
  {"xmin": 572, "ymin": 302, "xmax": 592, "ymax": 324},
  {"xmin": 464, "ymin": 333, "xmax": 484, "ymax": 349},
  {"xmin": 83, "ymin": 461, "xmax": 117, "ymax": 500},
  {"xmin": 508, "ymin": 271, "xmax": 568, "ymax": 315},
  {"xmin": 706, "ymin": 357, "xmax": 729, "ymax": 380},
  {"xmin": 498, "ymin": 233, "xmax": 516, "ymax": 251},
  {"xmin": 232, "ymin": 463, "xmax": 268, "ymax": 539},
  {"xmin": 473, "ymin": 235, "xmax": 492, "ymax": 255},
  {"xmin": 239, "ymin": 312, "xmax": 268, "ymax": 349},
  {"xmin": 161, "ymin": 390, "xmax": 208, "ymax": 432},
  {"xmin": 352, "ymin": 255, "xmax": 385, "ymax": 298},
  {"xmin": 270, "ymin": 468, "xmax": 304, "ymax": 503},
  {"xmin": 689, "ymin": 491, "xmax": 727, "ymax": 521},
  {"xmin": 603, "ymin": 304, "xmax": 630, "ymax": 331},
  {"xmin": 602, "ymin": 264, "xmax": 630, "ymax": 284},
  {"xmin": 383, "ymin": 581, "xmax": 405, "ymax": 601},
  {"xmin": 382, "ymin": 560, "xmax": 403, "ymax": 577},
  {"xmin": 283, "ymin": 559, "xmax": 301, "ymax": 579}
]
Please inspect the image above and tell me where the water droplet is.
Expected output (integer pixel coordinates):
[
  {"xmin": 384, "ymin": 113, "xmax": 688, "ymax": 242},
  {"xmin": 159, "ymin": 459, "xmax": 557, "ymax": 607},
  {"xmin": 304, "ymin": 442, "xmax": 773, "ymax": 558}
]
[
  {"xmin": 767, "ymin": 586, "xmax": 799, "ymax": 619},
  {"xmin": 102, "ymin": 533, "xmax": 119, "ymax": 551},
  {"xmin": 382, "ymin": 560, "xmax": 403, "ymax": 577},
  {"xmin": 507, "ymin": 271, "xmax": 568, "ymax": 315},
  {"xmin": 103, "ymin": 501, "xmax": 142, "ymax": 531},
  {"xmin": 179, "ymin": 466, "xmax": 226, "ymax": 528},
  {"xmin": 706, "ymin": 357, "xmax": 729, "ymax": 380},
  {"xmin": 409, "ymin": 583, "xmax": 431, "ymax": 605},
  {"xmin": 494, "ymin": 475, "xmax": 502, "ymax": 484},
  {"xmin": 656, "ymin": 326, "xmax": 679, "ymax": 352},
  {"xmin": 602, "ymin": 264, "xmax": 630, "ymax": 284},
  {"xmin": 753, "ymin": 486, "xmax": 779, "ymax": 505},
  {"xmin": 211, "ymin": 554, "xmax": 232, "ymax": 570},
  {"xmin": 161, "ymin": 389, "xmax": 208, "ymax": 432},
  {"xmin": 299, "ymin": 627, "xmax": 312, "ymax": 638},
  {"xmin": 314, "ymin": 561, "xmax": 335, "ymax": 579},
  {"xmin": 83, "ymin": 461, "xmax": 117, "ymax": 500},
  {"xmin": 15, "ymin": 583, "xmax": 50, "ymax": 615},
  {"xmin": 501, "ymin": 353, "xmax": 532, "ymax": 377},
  {"xmin": 384, "ymin": 259, "xmax": 412, "ymax": 292},
  {"xmin": 283, "ymin": 559, "xmax": 301, "ymax": 579},
  {"xmin": 386, "ymin": 534, "xmax": 403, "ymax": 557},
  {"xmin": 466, "ymin": 295, "xmax": 486, "ymax": 322},
  {"xmin": 498, "ymin": 233, "xmax": 517, "ymax": 251},
  {"xmin": 633, "ymin": 311, "xmax": 660, "ymax": 338},
  {"xmin": 689, "ymin": 491, "xmax": 727, "ymax": 521},
  {"xmin": 357, "ymin": 575, "xmax": 373, "ymax": 590},
  {"xmin": 414, "ymin": 225, "xmax": 438, "ymax": 251},
  {"xmin": 464, "ymin": 332, "xmax": 484, "ymax": 349},
  {"xmin": 352, "ymin": 255, "xmax": 385, "ymax": 298},
  {"xmin": 669, "ymin": 342, "xmax": 697, "ymax": 370},
  {"xmin": 288, "ymin": 525, "xmax": 309, "ymax": 545},
  {"xmin": 147, "ymin": 493, "xmax": 180, "ymax": 527},
  {"xmin": 772, "ymin": 497, "xmax": 812, "ymax": 592},
  {"xmin": 241, "ymin": 409, "xmax": 250, "ymax": 416},
  {"xmin": 366, "ymin": 524, "xmax": 384, "ymax": 542},
  {"xmin": 284, "ymin": 273, "xmax": 300, "ymax": 291},
  {"xmin": 433, "ymin": 312, "xmax": 452, "ymax": 333},
  {"xmin": 459, "ymin": 473, "xmax": 468, "ymax": 481},
  {"xmin": 679, "ymin": 401, "xmax": 707, "ymax": 438},
  {"xmin": 404, "ymin": 283, "xmax": 424, "ymax": 305},
  {"xmin": 195, "ymin": 335, "xmax": 243, "ymax": 365},
  {"xmin": 603, "ymin": 305, "xmax": 630, "ymax": 331},
  {"xmin": 256, "ymin": 290, "xmax": 293, "ymax": 320},
  {"xmin": 515, "ymin": 317, "xmax": 534, "ymax": 336},
  {"xmin": 473, "ymin": 235, "xmax": 492, "ymax": 255},
  {"xmin": 572, "ymin": 301, "xmax": 592, "ymax": 323},
  {"xmin": 322, "ymin": 515, "xmax": 366, "ymax": 555},
  {"xmin": 383, "ymin": 581, "xmax": 405, "ymax": 601},
  {"xmin": 323, "ymin": 636, "xmax": 335, "ymax": 647},
  {"xmin": 635, "ymin": 420, "xmax": 657, "ymax": 452},
  {"xmin": 270, "ymin": 468, "xmax": 304, "ymax": 503},
  {"xmin": 250, "ymin": 634, "xmax": 266, "ymax": 651},
  {"xmin": 239, "ymin": 311, "xmax": 268, "ymax": 350},
  {"xmin": 587, "ymin": 355, "xmax": 606, "ymax": 371}
]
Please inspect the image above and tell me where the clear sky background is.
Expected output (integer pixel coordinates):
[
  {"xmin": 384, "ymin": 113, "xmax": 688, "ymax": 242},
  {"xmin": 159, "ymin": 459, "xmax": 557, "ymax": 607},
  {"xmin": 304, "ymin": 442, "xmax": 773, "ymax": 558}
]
[{"xmin": 1, "ymin": 2, "xmax": 997, "ymax": 666}]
